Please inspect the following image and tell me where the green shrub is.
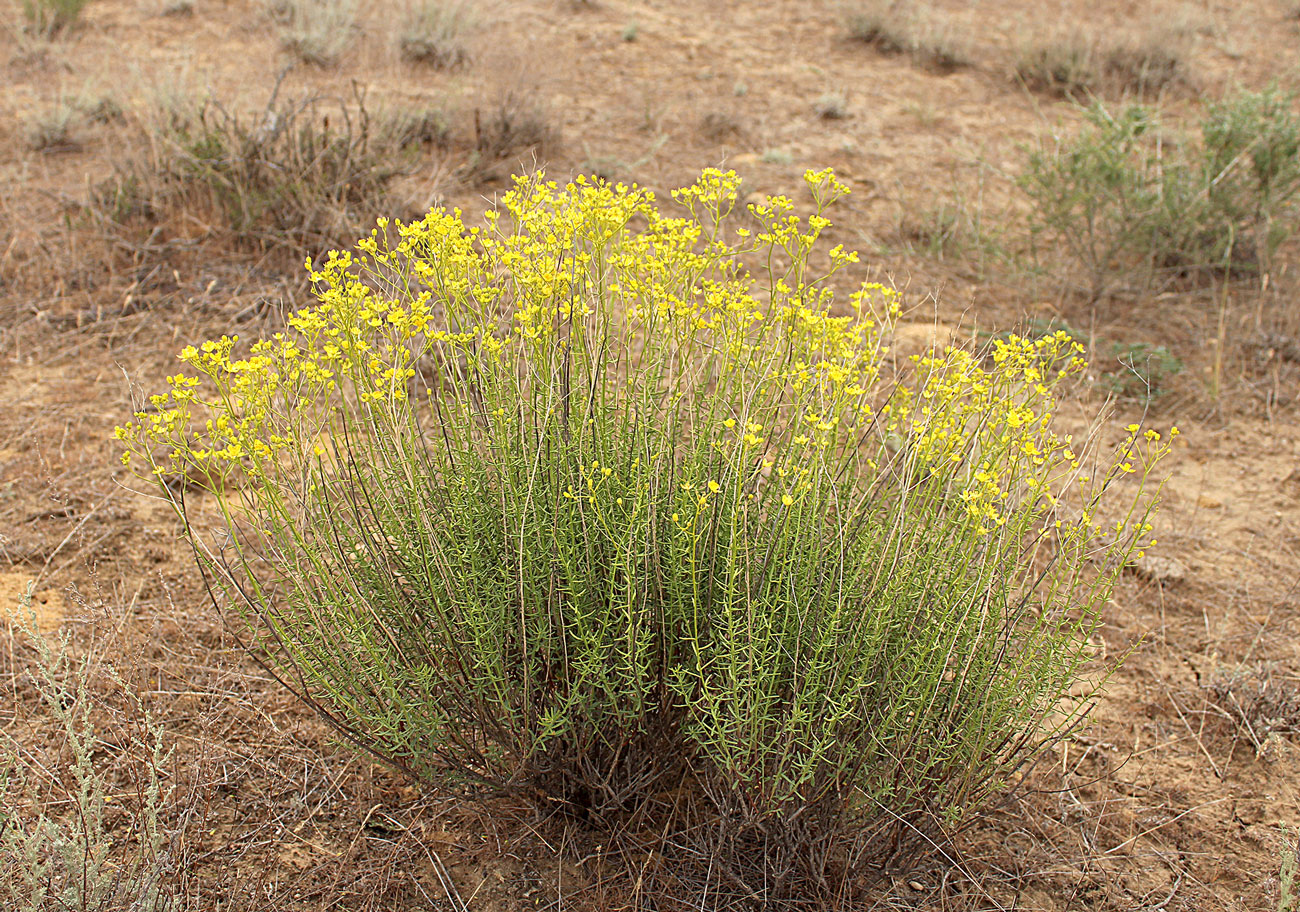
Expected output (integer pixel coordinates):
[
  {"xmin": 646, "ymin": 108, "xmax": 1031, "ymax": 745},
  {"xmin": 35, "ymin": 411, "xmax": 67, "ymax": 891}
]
[
  {"xmin": 21, "ymin": 0, "xmax": 90, "ymax": 35},
  {"xmin": 1099, "ymin": 342, "xmax": 1183, "ymax": 403},
  {"xmin": 1198, "ymin": 88, "xmax": 1300, "ymax": 274},
  {"xmin": 1021, "ymin": 89, "xmax": 1300, "ymax": 298},
  {"xmin": 117, "ymin": 169, "xmax": 1171, "ymax": 898}
]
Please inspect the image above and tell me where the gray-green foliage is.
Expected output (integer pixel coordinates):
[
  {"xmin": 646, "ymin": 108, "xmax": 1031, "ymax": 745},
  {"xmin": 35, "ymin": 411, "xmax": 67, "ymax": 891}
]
[
  {"xmin": 1021, "ymin": 88, "xmax": 1300, "ymax": 299},
  {"xmin": 1283, "ymin": 827, "xmax": 1300, "ymax": 912},
  {"xmin": 397, "ymin": 0, "xmax": 475, "ymax": 67},
  {"xmin": 1198, "ymin": 89, "xmax": 1300, "ymax": 272},
  {"xmin": 21, "ymin": 0, "xmax": 90, "ymax": 35},
  {"xmin": 1100, "ymin": 342, "xmax": 1183, "ymax": 403},
  {"xmin": 96, "ymin": 84, "xmax": 445, "ymax": 258},
  {"xmin": 270, "ymin": 0, "xmax": 358, "ymax": 66},
  {"xmin": 1, "ymin": 591, "xmax": 174, "ymax": 912}
]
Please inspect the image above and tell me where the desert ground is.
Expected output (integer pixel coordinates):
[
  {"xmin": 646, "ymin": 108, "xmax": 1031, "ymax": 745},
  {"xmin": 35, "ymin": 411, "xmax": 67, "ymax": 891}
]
[{"xmin": 2, "ymin": 0, "xmax": 1300, "ymax": 909}]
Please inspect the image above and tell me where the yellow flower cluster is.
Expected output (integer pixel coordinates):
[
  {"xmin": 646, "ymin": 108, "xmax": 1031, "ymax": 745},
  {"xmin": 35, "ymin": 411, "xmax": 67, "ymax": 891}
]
[{"xmin": 116, "ymin": 166, "xmax": 1171, "ymax": 558}]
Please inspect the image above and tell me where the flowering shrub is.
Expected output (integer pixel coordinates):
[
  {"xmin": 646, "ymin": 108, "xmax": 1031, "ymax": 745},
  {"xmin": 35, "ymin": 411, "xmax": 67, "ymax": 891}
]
[{"xmin": 117, "ymin": 168, "xmax": 1171, "ymax": 897}]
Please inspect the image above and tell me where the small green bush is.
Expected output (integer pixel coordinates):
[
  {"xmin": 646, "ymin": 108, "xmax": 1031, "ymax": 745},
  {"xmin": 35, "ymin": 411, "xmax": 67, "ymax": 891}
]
[
  {"xmin": 118, "ymin": 169, "xmax": 1171, "ymax": 899},
  {"xmin": 1099, "ymin": 342, "xmax": 1183, "ymax": 403},
  {"xmin": 21, "ymin": 0, "xmax": 90, "ymax": 35},
  {"xmin": 1021, "ymin": 88, "xmax": 1300, "ymax": 298},
  {"xmin": 1198, "ymin": 88, "xmax": 1300, "ymax": 274}
]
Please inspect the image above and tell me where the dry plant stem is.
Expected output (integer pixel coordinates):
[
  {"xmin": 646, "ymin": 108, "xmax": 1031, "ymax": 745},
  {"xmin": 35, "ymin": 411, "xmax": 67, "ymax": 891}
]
[
  {"xmin": 1212, "ymin": 280, "xmax": 1229, "ymax": 403},
  {"xmin": 1, "ymin": 590, "xmax": 181, "ymax": 912}
]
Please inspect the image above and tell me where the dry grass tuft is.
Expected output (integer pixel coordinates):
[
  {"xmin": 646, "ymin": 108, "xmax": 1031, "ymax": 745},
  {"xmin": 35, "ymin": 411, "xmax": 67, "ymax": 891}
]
[
  {"xmin": 1015, "ymin": 33, "xmax": 1098, "ymax": 98},
  {"xmin": 813, "ymin": 91, "xmax": 849, "ymax": 119},
  {"xmin": 1102, "ymin": 29, "xmax": 1191, "ymax": 96},
  {"xmin": 1016, "ymin": 24, "xmax": 1193, "ymax": 98},
  {"xmin": 92, "ymin": 78, "xmax": 444, "ymax": 259},
  {"xmin": 461, "ymin": 90, "xmax": 558, "ymax": 184},
  {"xmin": 1, "ymin": 591, "xmax": 202, "ymax": 911},
  {"xmin": 845, "ymin": 0, "xmax": 911, "ymax": 53},
  {"xmin": 1204, "ymin": 663, "xmax": 1300, "ymax": 759},
  {"xmin": 846, "ymin": 0, "xmax": 973, "ymax": 73},
  {"xmin": 699, "ymin": 110, "xmax": 743, "ymax": 141},
  {"xmin": 397, "ymin": 0, "xmax": 476, "ymax": 68},
  {"xmin": 24, "ymin": 102, "xmax": 82, "ymax": 153},
  {"xmin": 269, "ymin": 0, "xmax": 358, "ymax": 66}
]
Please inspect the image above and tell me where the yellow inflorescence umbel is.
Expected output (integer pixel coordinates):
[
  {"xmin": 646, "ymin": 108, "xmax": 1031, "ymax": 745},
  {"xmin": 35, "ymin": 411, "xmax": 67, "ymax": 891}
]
[{"xmin": 116, "ymin": 167, "xmax": 1173, "ymax": 542}]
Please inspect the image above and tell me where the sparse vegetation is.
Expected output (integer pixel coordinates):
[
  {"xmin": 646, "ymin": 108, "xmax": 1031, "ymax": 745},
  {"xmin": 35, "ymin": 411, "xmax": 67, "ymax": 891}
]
[
  {"xmin": 21, "ymin": 0, "xmax": 90, "ymax": 35},
  {"xmin": 24, "ymin": 102, "xmax": 82, "ymax": 153},
  {"xmin": 1099, "ymin": 341, "xmax": 1184, "ymax": 403},
  {"xmin": 1, "ymin": 593, "xmax": 179, "ymax": 911},
  {"xmin": 1205, "ymin": 663, "xmax": 1300, "ymax": 758},
  {"xmin": 271, "ymin": 0, "xmax": 358, "ymax": 66},
  {"xmin": 846, "ymin": 0, "xmax": 972, "ymax": 72},
  {"xmin": 1103, "ymin": 27, "xmax": 1191, "ymax": 96},
  {"xmin": 814, "ymin": 91, "xmax": 848, "ymax": 119},
  {"xmin": 1016, "ymin": 26, "xmax": 1192, "ymax": 98},
  {"xmin": 699, "ymin": 110, "xmax": 741, "ymax": 141},
  {"xmin": 462, "ymin": 90, "xmax": 557, "ymax": 183},
  {"xmin": 397, "ymin": 0, "xmax": 475, "ymax": 68},
  {"xmin": 845, "ymin": 0, "xmax": 911, "ymax": 53},
  {"xmin": 1015, "ymin": 33, "xmax": 1100, "ymax": 98},
  {"xmin": 896, "ymin": 188, "xmax": 1007, "ymax": 273},
  {"xmin": 1020, "ymin": 89, "xmax": 1300, "ymax": 298},
  {"xmin": 1283, "ymin": 828, "xmax": 1300, "ymax": 912},
  {"xmin": 81, "ymin": 95, "xmax": 124, "ymax": 125},
  {"xmin": 95, "ymin": 81, "xmax": 445, "ymax": 257}
]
